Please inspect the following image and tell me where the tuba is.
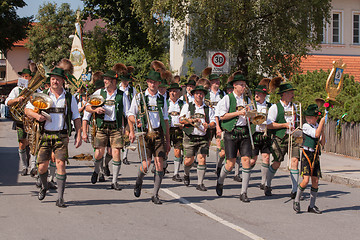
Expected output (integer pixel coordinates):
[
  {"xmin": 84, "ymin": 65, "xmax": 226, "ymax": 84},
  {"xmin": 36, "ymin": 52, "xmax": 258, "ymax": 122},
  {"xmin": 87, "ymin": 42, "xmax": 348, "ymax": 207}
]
[
  {"xmin": 25, "ymin": 93, "xmax": 53, "ymax": 155},
  {"xmin": 10, "ymin": 63, "xmax": 48, "ymax": 123}
]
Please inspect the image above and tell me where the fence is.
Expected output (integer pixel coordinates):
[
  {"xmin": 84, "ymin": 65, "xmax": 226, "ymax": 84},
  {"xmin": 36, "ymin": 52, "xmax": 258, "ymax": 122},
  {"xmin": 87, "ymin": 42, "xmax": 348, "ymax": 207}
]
[{"xmin": 324, "ymin": 119, "xmax": 360, "ymax": 158}]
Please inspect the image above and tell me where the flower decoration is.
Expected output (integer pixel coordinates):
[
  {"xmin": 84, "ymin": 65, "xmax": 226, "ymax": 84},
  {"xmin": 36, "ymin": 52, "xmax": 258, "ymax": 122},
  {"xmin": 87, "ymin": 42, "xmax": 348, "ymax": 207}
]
[{"xmin": 324, "ymin": 102, "xmax": 330, "ymax": 108}]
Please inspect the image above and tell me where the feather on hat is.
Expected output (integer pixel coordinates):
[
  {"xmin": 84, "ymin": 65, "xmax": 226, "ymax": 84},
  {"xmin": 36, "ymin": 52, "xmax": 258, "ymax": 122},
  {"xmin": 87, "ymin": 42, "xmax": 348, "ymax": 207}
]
[
  {"xmin": 150, "ymin": 60, "xmax": 166, "ymax": 72},
  {"xmin": 57, "ymin": 58, "xmax": 74, "ymax": 75}
]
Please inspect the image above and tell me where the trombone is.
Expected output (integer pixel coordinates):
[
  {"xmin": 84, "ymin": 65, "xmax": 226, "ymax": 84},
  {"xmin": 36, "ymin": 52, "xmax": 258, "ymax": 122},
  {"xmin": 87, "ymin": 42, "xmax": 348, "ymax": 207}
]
[
  {"xmin": 133, "ymin": 84, "xmax": 155, "ymax": 168},
  {"xmin": 287, "ymin": 101, "xmax": 302, "ymax": 170}
]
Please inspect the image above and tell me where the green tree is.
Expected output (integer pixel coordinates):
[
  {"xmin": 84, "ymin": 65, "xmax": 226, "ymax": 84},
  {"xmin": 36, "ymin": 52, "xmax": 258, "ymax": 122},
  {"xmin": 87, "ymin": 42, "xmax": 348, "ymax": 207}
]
[
  {"xmin": 0, "ymin": 0, "xmax": 31, "ymax": 54},
  {"xmin": 26, "ymin": 3, "xmax": 76, "ymax": 66},
  {"xmin": 132, "ymin": 0, "xmax": 331, "ymax": 83},
  {"xmin": 82, "ymin": 0, "xmax": 169, "ymax": 58}
]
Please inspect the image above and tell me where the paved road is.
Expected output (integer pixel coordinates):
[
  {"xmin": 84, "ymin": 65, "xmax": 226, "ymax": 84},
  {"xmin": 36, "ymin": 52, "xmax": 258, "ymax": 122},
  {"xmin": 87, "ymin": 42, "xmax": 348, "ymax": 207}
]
[{"xmin": 0, "ymin": 119, "xmax": 359, "ymax": 240}]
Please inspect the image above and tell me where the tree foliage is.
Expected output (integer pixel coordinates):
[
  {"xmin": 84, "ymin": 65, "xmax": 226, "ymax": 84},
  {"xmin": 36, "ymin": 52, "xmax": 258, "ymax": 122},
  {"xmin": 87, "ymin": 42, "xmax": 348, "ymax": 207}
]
[
  {"xmin": 26, "ymin": 3, "xmax": 76, "ymax": 67},
  {"xmin": 132, "ymin": 0, "xmax": 331, "ymax": 82},
  {"xmin": 0, "ymin": 0, "xmax": 31, "ymax": 54},
  {"xmin": 82, "ymin": 0, "xmax": 169, "ymax": 58}
]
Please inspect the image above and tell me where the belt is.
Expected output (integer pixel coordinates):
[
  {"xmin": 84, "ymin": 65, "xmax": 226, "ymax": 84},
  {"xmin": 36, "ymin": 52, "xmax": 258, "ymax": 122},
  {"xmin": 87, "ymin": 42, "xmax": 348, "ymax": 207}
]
[{"xmin": 44, "ymin": 130, "xmax": 68, "ymax": 134}]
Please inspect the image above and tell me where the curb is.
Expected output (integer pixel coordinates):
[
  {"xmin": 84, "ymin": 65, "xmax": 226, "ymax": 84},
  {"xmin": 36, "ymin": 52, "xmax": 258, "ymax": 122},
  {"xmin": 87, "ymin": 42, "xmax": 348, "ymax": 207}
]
[{"xmin": 321, "ymin": 171, "xmax": 360, "ymax": 188}]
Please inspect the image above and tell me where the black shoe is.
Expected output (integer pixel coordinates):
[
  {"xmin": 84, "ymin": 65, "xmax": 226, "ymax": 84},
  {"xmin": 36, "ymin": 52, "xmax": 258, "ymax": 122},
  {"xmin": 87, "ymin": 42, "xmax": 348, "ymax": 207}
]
[
  {"xmin": 122, "ymin": 157, "xmax": 130, "ymax": 165},
  {"xmin": 290, "ymin": 191, "xmax": 297, "ymax": 199},
  {"xmin": 308, "ymin": 206, "xmax": 322, "ymax": 214},
  {"xmin": 196, "ymin": 184, "xmax": 207, "ymax": 191},
  {"xmin": 30, "ymin": 168, "xmax": 37, "ymax": 178},
  {"xmin": 293, "ymin": 201, "xmax": 300, "ymax": 213},
  {"xmin": 216, "ymin": 167, "xmax": 221, "ymax": 178},
  {"xmin": 111, "ymin": 182, "xmax": 122, "ymax": 191},
  {"xmin": 172, "ymin": 174, "xmax": 182, "ymax": 182},
  {"xmin": 134, "ymin": 182, "xmax": 142, "ymax": 198},
  {"xmin": 104, "ymin": 165, "xmax": 110, "ymax": 176},
  {"xmin": 98, "ymin": 173, "xmax": 105, "ymax": 182},
  {"xmin": 183, "ymin": 175, "xmax": 190, "ymax": 186},
  {"xmin": 35, "ymin": 176, "xmax": 42, "ymax": 188},
  {"xmin": 151, "ymin": 195, "xmax": 162, "ymax": 205},
  {"xmin": 233, "ymin": 175, "xmax": 242, "ymax": 182},
  {"xmin": 38, "ymin": 187, "xmax": 47, "ymax": 200},
  {"xmin": 21, "ymin": 168, "xmax": 28, "ymax": 176},
  {"xmin": 48, "ymin": 180, "xmax": 57, "ymax": 190},
  {"xmin": 164, "ymin": 168, "xmax": 170, "ymax": 174},
  {"xmin": 264, "ymin": 186, "xmax": 272, "ymax": 196},
  {"xmin": 240, "ymin": 193, "xmax": 250, "ymax": 203},
  {"xmin": 216, "ymin": 182, "xmax": 223, "ymax": 196},
  {"xmin": 91, "ymin": 171, "xmax": 98, "ymax": 184},
  {"xmin": 56, "ymin": 198, "xmax": 67, "ymax": 208},
  {"xmin": 259, "ymin": 183, "xmax": 265, "ymax": 190}
]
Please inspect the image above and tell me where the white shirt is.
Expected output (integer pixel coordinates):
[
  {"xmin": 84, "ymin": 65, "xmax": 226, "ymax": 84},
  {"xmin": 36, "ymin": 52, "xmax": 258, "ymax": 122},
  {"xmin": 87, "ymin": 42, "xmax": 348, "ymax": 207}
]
[
  {"xmin": 180, "ymin": 102, "xmax": 215, "ymax": 136},
  {"xmin": 5, "ymin": 86, "xmax": 22, "ymax": 106},
  {"xmin": 180, "ymin": 92, "xmax": 194, "ymax": 103},
  {"xmin": 209, "ymin": 89, "xmax": 224, "ymax": 107},
  {"xmin": 217, "ymin": 92, "xmax": 250, "ymax": 127},
  {"xmin": 255, "ymin": 101, "xmax": 271, "ymax": 132},
  {"xmin": 91, "ymin": 88, "xmax": 130, "ymax": 121},
  {"xmin": 127, "ymin": 89, "xmax": 168, "ymax": 129},
  {"xmin": 25, "ymin": 89, "xmax": 80, "ymax": 131},
  {"xmin": 119, "ymin": 84, "xmax": 138, "ymax": 102},
  {"xmin": 267, "ymin": 100, "xmax": 297, "ymax": 134},
  {"xmin": 168, "ymin": 98, "xmax": 183, "ymax": 127}
]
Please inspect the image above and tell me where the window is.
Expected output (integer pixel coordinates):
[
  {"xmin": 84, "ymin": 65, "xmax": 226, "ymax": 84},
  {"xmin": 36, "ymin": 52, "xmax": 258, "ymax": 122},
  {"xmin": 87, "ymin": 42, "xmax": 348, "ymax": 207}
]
[
  {"xmin": 332, "ymin": 12, "xmax": 342, "ymax": 44},
  {"xmin": 354, "ymin": 14, "xmax": 360, "ymax": 44}
]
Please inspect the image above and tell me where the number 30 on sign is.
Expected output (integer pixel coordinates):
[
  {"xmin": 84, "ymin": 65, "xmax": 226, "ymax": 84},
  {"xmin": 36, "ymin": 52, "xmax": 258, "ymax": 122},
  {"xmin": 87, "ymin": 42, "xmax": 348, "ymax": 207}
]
[{"xmin": 207, "ymin": 51, "xmax": 230, "ymax": 74}]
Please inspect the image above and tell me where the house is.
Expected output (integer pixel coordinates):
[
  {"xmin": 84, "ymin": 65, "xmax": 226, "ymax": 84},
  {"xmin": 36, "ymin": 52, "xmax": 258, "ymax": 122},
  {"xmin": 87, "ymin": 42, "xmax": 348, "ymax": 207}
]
[{"xmin": 170, "ymin": 0, "xmax": 360, "ymax": 81}]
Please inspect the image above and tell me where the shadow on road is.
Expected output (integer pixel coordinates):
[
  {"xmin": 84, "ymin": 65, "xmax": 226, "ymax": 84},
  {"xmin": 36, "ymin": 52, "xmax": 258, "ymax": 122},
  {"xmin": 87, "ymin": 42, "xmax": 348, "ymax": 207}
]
[{"xmin": 0, "ymin": 147, "xmax": 19, "ymax": 186}]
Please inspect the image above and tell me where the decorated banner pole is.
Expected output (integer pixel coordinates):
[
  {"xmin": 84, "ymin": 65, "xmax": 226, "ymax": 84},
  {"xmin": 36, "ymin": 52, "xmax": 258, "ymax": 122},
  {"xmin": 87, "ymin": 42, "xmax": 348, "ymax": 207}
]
[{"xmin": 69, "ymin": 10, "xmax": 87, "ymax": 89}]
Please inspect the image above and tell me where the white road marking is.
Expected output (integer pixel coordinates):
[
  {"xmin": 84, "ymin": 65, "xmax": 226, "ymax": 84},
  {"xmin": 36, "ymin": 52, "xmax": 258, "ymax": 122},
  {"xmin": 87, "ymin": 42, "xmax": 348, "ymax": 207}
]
[{"xmin": 161, "ymin": 188, "xmax": 264, "ymax": 240}]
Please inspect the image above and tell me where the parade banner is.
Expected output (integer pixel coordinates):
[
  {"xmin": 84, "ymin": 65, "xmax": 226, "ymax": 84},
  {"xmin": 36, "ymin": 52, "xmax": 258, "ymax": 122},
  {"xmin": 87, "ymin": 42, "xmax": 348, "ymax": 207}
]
[{"xmin": 70, "ymin": 14, "xmax": 87, "ymax": 85}]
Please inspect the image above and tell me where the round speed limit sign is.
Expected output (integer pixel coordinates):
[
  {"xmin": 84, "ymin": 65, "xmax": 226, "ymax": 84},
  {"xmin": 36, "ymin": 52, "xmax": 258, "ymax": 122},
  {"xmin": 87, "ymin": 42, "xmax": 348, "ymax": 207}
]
[{"xmin": 211, "ymin": 53, "xmax": 226, "ymax": 67}]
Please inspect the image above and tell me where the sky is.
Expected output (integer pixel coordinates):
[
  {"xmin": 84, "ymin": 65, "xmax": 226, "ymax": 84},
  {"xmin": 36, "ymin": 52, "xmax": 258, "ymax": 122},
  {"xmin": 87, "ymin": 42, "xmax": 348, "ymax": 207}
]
[{"xmin": 17, "ymin": 0, "xmax": 84, "ymax": 19}]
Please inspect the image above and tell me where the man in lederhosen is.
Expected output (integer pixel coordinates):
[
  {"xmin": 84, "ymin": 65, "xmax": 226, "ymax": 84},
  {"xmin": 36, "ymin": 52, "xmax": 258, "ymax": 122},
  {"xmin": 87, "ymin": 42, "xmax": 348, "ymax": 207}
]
[
  {"xmin": 250, "ymin": 84, "xmax": 272, "ymax": 190},
  {"xmin": 167, "ymin": 83, "xmax": 185, "ymax": 182},
  {"xmin": 116, "ymin": 64, "xmax": 137, "ymax": 165},
  {"xmin": 206, "ymin": 72, "xmax": 226, "ymax": 177},
  {"xmin": 25, "ymin": 67, "xmax": 82, "ymax": 207},
  {"xmin": 180, "ymin": 85, "xmax": 215, "ymax": 191},
  {"xmin": 128, "ymin": 69, "xmax": 170, "ymax": 204},
  {"xmin": 215, "ymin": 72, "xmax": 253, "ymax": 202},
  {"xmin": 6, "ymin": 68, "xmax": 32, "ymax": 176},
  {"xmin": 85, "ymin": 70, "xmax": 130, "ymax": 191},
  {"xmin": 265, "ymin": 82, "xmax": 300, "ymax": 198}
]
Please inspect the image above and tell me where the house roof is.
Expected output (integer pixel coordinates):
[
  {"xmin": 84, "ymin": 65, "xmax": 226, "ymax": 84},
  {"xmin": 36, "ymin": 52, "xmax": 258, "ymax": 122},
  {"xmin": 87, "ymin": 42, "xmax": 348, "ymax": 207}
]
[{"xmin": 300, "ymin": 54, "xmax": 360, "ymax": 82}]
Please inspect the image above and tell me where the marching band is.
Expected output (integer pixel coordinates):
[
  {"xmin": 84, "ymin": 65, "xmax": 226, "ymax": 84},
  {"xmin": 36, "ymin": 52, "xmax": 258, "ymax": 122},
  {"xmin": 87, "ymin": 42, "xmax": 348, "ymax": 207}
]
[{"xmin": 5, "ymin": 59, "xmax": 327, "ymax": 213}]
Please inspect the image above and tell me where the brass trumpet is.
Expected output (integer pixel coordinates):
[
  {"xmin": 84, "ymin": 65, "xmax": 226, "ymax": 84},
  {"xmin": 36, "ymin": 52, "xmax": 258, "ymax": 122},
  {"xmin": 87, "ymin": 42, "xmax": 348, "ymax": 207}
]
[{"xmin": 180, "ymin": 116, "xmax": 206, "ymax": 134}]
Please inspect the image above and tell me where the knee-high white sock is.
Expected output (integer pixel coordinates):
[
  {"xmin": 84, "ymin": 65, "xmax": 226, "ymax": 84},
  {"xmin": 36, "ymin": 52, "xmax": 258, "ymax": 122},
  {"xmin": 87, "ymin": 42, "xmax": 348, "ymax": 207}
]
[
  {"xmin": 241, "ymin": 167, "xmax": 251, "ymax": 194},
  {"xmin": 197, "ymin": 164, "xmax": 206, "ymax": 185},
  {"xmin": 19, "ymin": 148, "xmax": 28, "ymax": 169},
  {"xmin": 49, "ymin": 161, "xmax": 56, "ymax": 182},
  {"xmin": 112, "ymin": 161, "xmax": 121, "ymax": 184},
  {"xmin": 174, "ymin": 157, "xmax": 181, "ymax": 175},
  {"xmin": 94, "ymin": 157, "xmax": 103, "ymax": 173},
  {"xmin": 290, "ymin": 169, "xmax": 299, "ymax": 193},
  {"xmin": 218, "ymin": 165, "xmax": 231, "ymax": 184}
]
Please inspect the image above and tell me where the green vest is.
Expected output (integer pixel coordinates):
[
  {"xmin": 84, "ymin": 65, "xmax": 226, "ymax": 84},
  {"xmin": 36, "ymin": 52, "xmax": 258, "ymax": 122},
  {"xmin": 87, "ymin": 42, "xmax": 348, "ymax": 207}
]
[
  {"xmin": 303, "ymin": 124, "xmax": 318, "ymax": 149},
  {"xmin": 43, "ymin": 88, "xmax": 73, "ymax": 136},
  {"xmin": 139, "ymin": 93, "xmax": 166, "ymax": 134},
  {"xmin": 221, "ymin": 93, "xmax": 249, "ymax": 132},
  {"xmin": 95, "ymin": 89, "xmax": 124, "ymax": 129},
  {"xmin": 167, "ymin": 99, "xmax": 184, "ymax": 127},
  {"xmin": 183, "ymin": 102, "xmax": 209, "ymax": 136},
  {"xmin": 268, "ymin": 102, "xmax": 287, "ymax": 138}
]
